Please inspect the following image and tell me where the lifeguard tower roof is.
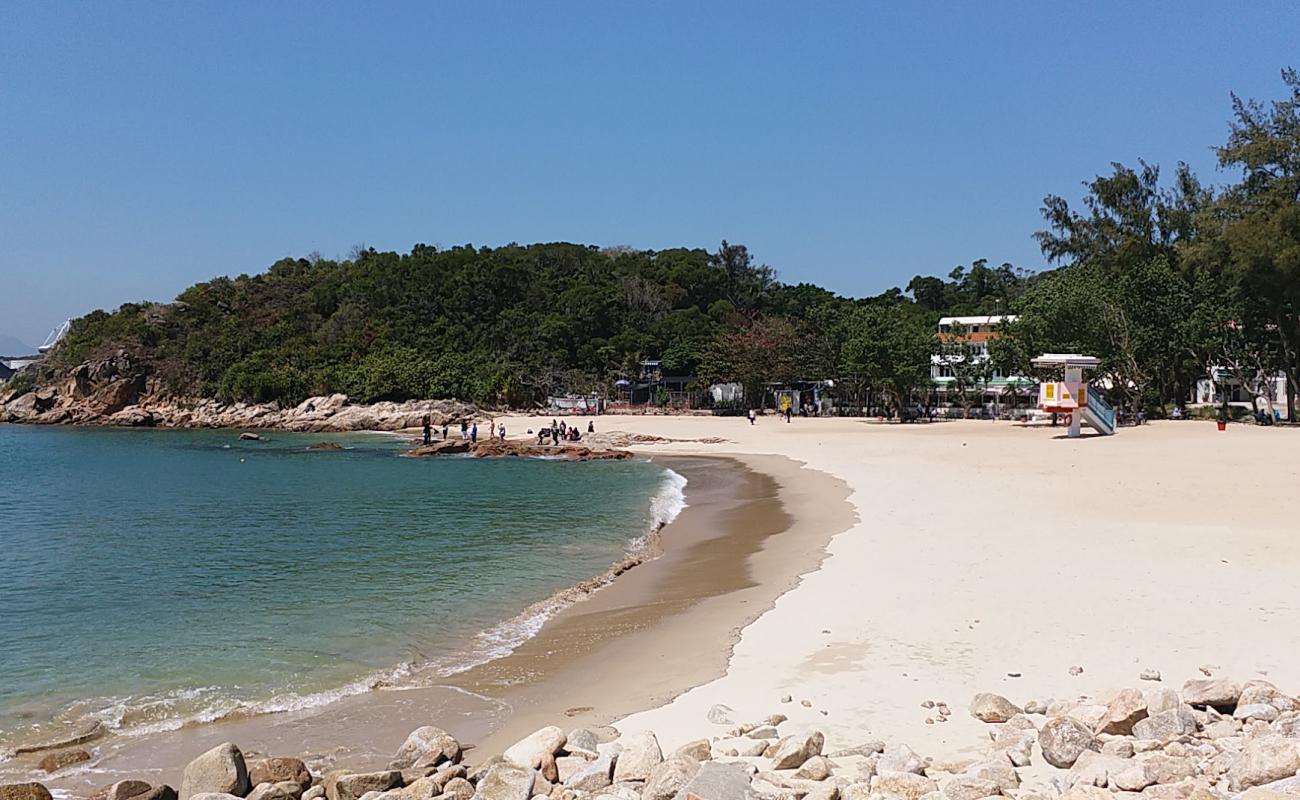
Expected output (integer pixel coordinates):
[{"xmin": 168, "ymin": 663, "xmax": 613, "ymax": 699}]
[{"xmin": 1031, "ymin": 353, "xmax": 1100, "ymax": 368}]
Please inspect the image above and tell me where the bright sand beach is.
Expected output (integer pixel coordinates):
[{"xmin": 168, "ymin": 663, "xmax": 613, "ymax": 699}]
[
  {"xmin": 485, "ymin": 415, "xmax": 1300, "ymax": 760},
  {"xmin": 12, "ymin": 416, "xmax": 1300, "ymax": 793}
]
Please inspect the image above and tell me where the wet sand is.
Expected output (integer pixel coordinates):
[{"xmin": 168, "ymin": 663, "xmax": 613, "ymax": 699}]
[{"xmin": 17, "ymin": 453, "xmax": 853, "ymax": 794}]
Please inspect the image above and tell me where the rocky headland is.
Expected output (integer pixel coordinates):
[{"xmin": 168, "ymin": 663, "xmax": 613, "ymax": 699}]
[
  {"xmin": 10, "ymin": 674, "xmax": 1300, "ymax": 800},
  {"xmin": 0, "ymin": 354, "xmax": 478, "ymax": 431}
]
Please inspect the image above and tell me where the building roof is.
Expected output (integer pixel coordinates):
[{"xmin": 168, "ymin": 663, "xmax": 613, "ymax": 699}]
[{"xmin": 937, "ymin": 315, "xmax": 1018, "ymax": 326}]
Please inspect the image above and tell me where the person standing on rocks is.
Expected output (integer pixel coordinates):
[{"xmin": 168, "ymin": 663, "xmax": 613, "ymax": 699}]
[
  {"xmin": 498, "ymin": 422, "xmax": 506, "ymax": 440},
  {"xmin": 460, "ymin": 420, "xmax": 468, "ymax": 441},
  {"xmin": 442, "ymin": 423, "xmax": 448, "ymax": 440},
  {"xmin": 422, "ymin": 415, "xmax": 431, "ymax": 445},
  {"xmin": 470, "ymin": 422, "xmax": 478, "ymax": 443}
]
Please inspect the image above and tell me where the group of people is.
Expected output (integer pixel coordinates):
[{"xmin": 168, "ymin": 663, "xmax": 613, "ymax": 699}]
[
  {"xmin": 421, "ymin": 415, "xmax": 506, "ymax": 445},
  {"xmin": 537, "ymin": 418, "xmax": 594, "ymax": 445}
]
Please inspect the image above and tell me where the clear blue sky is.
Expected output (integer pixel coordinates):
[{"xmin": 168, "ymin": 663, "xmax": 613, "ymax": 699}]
[{"xmin": 2, "ymin": 2, "xmax": 1298, "ymax": 347}]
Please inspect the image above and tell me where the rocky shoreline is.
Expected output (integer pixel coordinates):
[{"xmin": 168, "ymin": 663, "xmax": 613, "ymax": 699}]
[{"xmin": 9, "ymin": 673, "xmax": 1300, "ymax": 800}]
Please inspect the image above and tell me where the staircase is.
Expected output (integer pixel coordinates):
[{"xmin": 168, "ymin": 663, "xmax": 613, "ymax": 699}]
[{"xmin": 1084, "ymin": 386, "xmax": 1116, "ymax": 435}]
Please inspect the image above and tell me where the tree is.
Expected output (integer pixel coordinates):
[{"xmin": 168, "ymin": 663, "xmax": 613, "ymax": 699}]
[
  {"xmin": 839, "ymin": 304, "xmax": 934, "ymax": 415},
  {"xmin": 1184, "ymin": 68, "xmax": 1300, "ymax": 419},
  {"xmin": 700, "ymin": 316, "xmax": 807, "ymax": 406},
  {"xmin": 710, "ymin": 240, "xmax": 776, "ymax": 311}
]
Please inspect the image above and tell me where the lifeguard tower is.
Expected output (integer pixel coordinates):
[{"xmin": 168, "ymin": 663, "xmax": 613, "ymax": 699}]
[{"xmin": 1032, "ymin": 354, "xmax": 1116, "ymax": 437}]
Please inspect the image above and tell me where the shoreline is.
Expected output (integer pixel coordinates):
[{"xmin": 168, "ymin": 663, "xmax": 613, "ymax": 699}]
[{"xmin": 7, "ymin": 451, "xmax": 850, "ymax": 797}]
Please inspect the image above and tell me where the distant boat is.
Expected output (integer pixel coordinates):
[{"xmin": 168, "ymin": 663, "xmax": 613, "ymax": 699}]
[{"xmin": 39, "ymin": 319, "xmax": 71, "ymax": 353}]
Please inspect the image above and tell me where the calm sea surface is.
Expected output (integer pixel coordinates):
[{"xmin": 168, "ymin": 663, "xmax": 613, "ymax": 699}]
[{"xmin": 0, "ymin": 424, "xmax": 682, "ymax": 751}]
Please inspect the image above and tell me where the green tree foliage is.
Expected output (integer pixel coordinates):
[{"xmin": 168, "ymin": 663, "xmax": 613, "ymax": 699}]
[{"xmin": 838, "ymin": 303, "xmax": 934, "ymax": 413}]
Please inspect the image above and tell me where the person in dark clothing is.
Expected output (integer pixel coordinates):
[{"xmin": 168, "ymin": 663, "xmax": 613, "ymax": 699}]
[
  {"xmin": 442, "ymin": 423, "xmax": 448, "ymax": 440},
  {"xmin": 587, "ymin": 420, "xmax": 594, "ymax": 433},
  {"xmin": 422, "ymin": 415, "xmax": 431, "ymax": 445},
  {"xmin": 460, "ymin": 420, "xmax": 469, "ymax": 441},
  {"xmin": 470, "ymin": 422, "xmax": 477, "ymax": 443}
]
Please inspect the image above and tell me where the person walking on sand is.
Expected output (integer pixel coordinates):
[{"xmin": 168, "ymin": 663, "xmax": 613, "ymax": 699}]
[
  {"xmin": 748, "ymin": 408, "xmax": 756, "ymax": 425},
  {"xmin": 498, "ymin": 422, "xmax": 506, "ymax": 440},
  {"xmin": 422, "ymin": 415, "xmax": 431, "ymax": 445},
  {"xmin": 470, "ymin": 422, "xmax": 478, "ymax": 443}
]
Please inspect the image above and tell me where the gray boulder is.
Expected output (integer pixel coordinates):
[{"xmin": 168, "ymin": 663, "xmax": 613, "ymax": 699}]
[
  {"xmin": 1097, "ymin": 688, "xmax": 1148, "ymax": 735},
  {"xmin": 565, "ymin": 729, "xmax": 600, "ymax": 758},
  {"xmin": 612, "ymin": 731, "xmax": 662, "ymax": 782},
  {"xmin": 440, "ymin": 779, "xmax": 474, "ymax": 800},
  {"xmin": 771, "ymin": 730, "xmax": 825, "ymax": 770},
  {"xmin": 392, "ymin": 727, "xmax": 461, "ymax": 770},
  {"xmin": 877, "ymin": 743, "xmax": 926, "ymax": 775},
  {"xmin": 1038, "ymin": 717, "xmax": 1095, "ymax": 769},
  {"xmin": 1181, "ymin": 679, "xmax": 1242, "ymax": 710},
  {"xmin": 1227, "ymin": 735, "xmax": 1300, "ymax": 792},
  {"xmin": 246, "ymin": 784, "xmax": 301, "ymax": 800},
  {"xmin": 328, "ymin": 773, "xmax": 402, "ymax": 800},
  {"xmin": 871, "ymin": 773, "xmax": 936, "ymax": 800},
  {"xmin": 564, "ymin": 754, "xmax": 613, "ymax": 793},
  {"xmin": 969, "ymin": 693, "xmax": 1022, "ymax": 723},
  {"xmin": 642, "ymin": 754, "xmax": 701, "ymax": 800},
  {"xmin": 470, "ymin": 763, "xmax": 535, "ymax": 800},
  {"xmin": 670, "ymin": 762, "xmax": 753, "ymax": 800},
  {"xmin": 1132, "ymin": 706, "xmax": 1198, "ymax": 741},
  {"xmin": 180, "ymin": 743, "xmax": 250, "ymax": 800},
  {"xmin": 503, "ymin": 727, "xmax": 566, "ymax": 770}
]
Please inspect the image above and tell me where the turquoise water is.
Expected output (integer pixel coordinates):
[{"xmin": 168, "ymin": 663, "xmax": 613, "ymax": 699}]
[{"xmin": 0, "ymin": 424, "xmax": 681, "ymax": 749}]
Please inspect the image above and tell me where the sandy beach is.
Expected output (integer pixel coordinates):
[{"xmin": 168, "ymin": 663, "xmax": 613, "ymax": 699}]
[
  {"xmin": 489, "ymin": 415, "xmax": 1300, "ymax": 761},
  {"xmin": 11, "ymin": 415, "xmax": 1300, "ymax": 797}
]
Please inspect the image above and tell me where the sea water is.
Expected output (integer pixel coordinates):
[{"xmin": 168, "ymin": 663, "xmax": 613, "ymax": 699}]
[{"xmin": 0, "ymin": 424, "xmax": 683, "ymax": 752}]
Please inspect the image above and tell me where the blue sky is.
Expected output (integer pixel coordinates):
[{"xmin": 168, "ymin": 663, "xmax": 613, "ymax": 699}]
[{"xmin": 2, "ymin": 2, "xmax": 1298, "ymax": 346}]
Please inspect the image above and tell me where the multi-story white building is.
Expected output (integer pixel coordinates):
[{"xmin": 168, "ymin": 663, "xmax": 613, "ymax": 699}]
[{"xmin": 930, "ymin": 315, "xmax": 1035, "ymax": 412}]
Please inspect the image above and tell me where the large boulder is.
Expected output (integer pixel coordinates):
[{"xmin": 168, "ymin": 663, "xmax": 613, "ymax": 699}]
[
  {"xmin": 391, "ymin": 727, "xmax": 461, "ymax": 770},
  {"xmin": 502, "ymin": 726, "xmax": 565, "ymax": 770},
  {"xmin": 1132, "ymin": 707, "xmax": 1198, "ymax": 741},
  {"xmin": 1227, "ymin": 735, "xmax": 1300, "ymax": 792},
  {"xmin": 562, "ymin": 754, "xmax": 613, "ymax": 792},
  {"xmin": 248, "ymin": 759, "xmax": 313, "ymax": 789},
  {"xmin": 246, "ymin": 784, "xmax": 301, "ymax": 800},
  {"xmin": 670, "ymin": 761, "xmax": 752, "ymax": 800},
  {"xmin": 0, "ymin": 784, "xmax": 54, "ymax": 800},
  {"xmin": 470, "ymin": 762, "xmax": 535, "ymax": 800},
  {"xmin": 969, "ymin": 693, "xmax": 1022, "ymax": 723},
  {"xmin": 326, "ymin": 773, "xmax": 401, "ymax": 800},
  {"xmin": 1097, "ymin": 688, "xmax": 1148, "ymax": 735},
  {"xmin": 642, "ymin": 754, "xmax": 701, "ymax": 800},
  {"xmin": 877, "ymin": 744, "xmax": 926, "ymax": 775},
  {"xmin": 770, "ymin": 730, "xmax": 825, "ymax": 770},
  {"xmin": 180, "ymin": 743, "xmax": 250, "ymax": 800},
  {"xmin": 565, "ymin": 729, "xmax": 600, "ymax": 758},
  {"xmin": 871, "ymin": 773, "xmax": 937, "ymax": 800},
  {"xmin": 1181, "ymin": 679, "xmax": 1242, "ymax": 710},
  {"xmin": 1039, "ymin": 717, "xmax": 1095, "ymax": 769},
  {"xmin": 940, "ymin": 776, "xmax": 999, "ymax": 800},
  {"xmin": 612, "ymin": 731, "xmax": 663, "ymax": 782}
]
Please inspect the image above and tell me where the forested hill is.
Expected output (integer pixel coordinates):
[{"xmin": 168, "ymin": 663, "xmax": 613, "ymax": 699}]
[{"xmin": 31, "ymin": 241, "xmax": 1031, "ymax": 407}]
